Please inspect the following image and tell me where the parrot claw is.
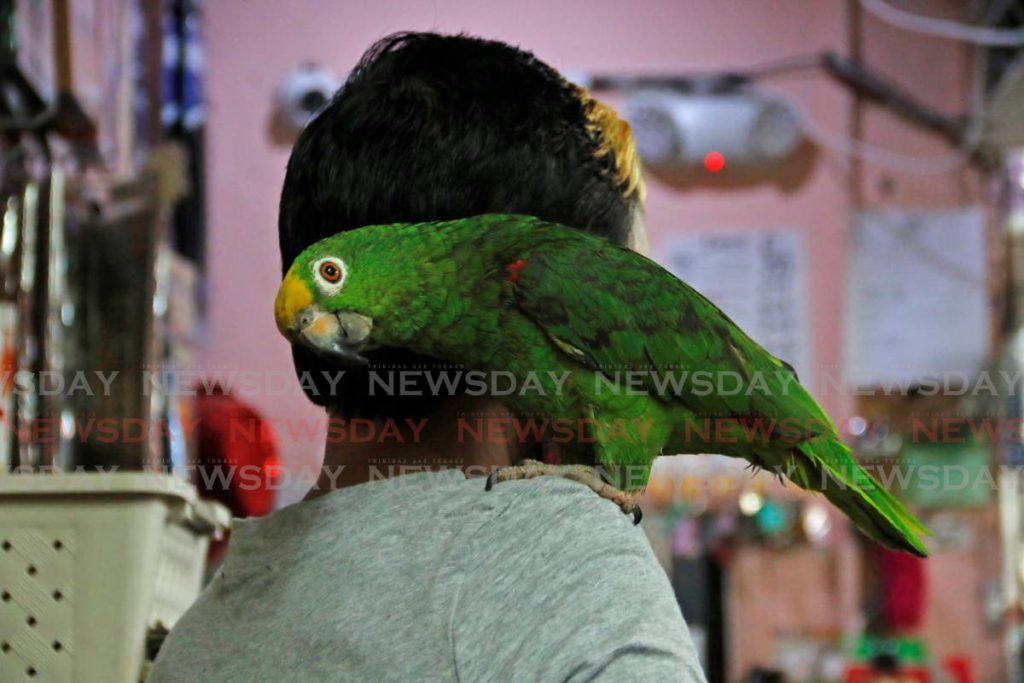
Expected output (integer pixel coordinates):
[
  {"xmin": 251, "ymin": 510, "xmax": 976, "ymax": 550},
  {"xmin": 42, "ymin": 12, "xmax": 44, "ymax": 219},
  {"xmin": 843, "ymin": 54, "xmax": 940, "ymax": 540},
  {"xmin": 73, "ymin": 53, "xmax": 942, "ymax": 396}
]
[{"xmin": 485, "ymin": 460, "xmax": 644, "ymax": 525}]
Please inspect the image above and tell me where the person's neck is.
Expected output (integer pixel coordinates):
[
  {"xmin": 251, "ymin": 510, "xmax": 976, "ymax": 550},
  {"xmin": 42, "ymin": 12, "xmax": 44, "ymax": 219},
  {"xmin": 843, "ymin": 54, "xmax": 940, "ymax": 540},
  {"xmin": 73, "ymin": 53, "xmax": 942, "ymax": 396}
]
[{"xmin": 303, "ymin": 396, "xmax": 524, "ymax": 500}]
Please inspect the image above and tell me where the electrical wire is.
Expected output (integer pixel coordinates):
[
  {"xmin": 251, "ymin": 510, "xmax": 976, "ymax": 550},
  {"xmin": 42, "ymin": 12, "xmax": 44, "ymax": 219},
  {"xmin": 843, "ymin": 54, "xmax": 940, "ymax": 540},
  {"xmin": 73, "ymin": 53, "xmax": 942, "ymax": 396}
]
[
  {"xmin": 747, "ymin": 49, "xmax": 983, "ymax": 176},
  {"xmin": 793, "ymin": 103, "xmax": 980, "ymax": 175},
  {"xmin": 740, "ymin": 53, "xmax": 827, "ymax": 80},
  {"xmin": 860, "ymin": 0, "xmax": 1024, "ymax": 47}
]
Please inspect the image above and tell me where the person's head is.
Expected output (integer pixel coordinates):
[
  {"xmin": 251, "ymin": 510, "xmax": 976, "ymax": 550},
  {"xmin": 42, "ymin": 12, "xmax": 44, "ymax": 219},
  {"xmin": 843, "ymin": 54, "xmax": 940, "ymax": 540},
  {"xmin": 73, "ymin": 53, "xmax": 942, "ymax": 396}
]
[{"xmin": 279, "ymin": 31, "xmax": 644, "ymax": 418}]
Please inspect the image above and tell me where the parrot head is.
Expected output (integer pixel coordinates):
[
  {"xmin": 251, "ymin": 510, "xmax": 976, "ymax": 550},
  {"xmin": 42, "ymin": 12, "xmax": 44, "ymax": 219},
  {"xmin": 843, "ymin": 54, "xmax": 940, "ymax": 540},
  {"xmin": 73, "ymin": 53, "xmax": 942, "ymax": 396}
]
[{"xmin": 275, "ymin": 231, "xmax": 385, "ymax": 367}]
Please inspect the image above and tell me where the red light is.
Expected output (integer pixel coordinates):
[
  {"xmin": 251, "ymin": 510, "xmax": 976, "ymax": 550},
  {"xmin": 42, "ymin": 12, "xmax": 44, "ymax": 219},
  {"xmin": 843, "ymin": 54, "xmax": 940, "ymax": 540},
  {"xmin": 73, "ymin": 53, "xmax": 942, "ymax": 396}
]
[{"xmin": 704, "ymin": 151, "xmax": 725, "ymax": 173}]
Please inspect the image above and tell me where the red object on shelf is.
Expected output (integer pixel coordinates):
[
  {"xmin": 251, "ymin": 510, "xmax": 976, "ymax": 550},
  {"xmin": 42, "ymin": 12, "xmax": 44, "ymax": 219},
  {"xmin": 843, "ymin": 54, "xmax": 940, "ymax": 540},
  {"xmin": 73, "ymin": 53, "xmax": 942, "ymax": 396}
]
[{"xmin": 195, "ymin": 386, "xmax": 280, "ymax": 518}]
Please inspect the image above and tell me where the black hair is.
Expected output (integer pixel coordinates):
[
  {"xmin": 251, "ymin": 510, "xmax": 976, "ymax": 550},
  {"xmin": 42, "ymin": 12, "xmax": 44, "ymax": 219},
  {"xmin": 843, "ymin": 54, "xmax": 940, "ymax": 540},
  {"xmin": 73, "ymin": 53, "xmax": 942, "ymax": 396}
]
[{"xmin": 278, "ymin": 32, "xmax": 638, "ymax": 418}]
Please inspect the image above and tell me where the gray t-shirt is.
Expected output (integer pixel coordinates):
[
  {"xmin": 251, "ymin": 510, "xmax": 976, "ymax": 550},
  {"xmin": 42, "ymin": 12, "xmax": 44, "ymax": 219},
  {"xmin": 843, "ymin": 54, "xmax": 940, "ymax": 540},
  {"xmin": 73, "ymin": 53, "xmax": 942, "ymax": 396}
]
[{"xmin": 149, "ymin": 469, "xmax": 705, "ymax": 682}]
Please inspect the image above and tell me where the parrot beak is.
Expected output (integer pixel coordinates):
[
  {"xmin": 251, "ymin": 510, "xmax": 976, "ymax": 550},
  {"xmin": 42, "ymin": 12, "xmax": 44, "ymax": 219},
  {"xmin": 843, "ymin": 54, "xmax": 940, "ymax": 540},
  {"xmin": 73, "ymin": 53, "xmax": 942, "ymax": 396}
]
[
  {"xmin": 295, "ymin": 308, "xmax": 373, "ymax": 366},
  {"xmin": 275, "ymin": 273, "xmax": 373, "ymax": 366}
]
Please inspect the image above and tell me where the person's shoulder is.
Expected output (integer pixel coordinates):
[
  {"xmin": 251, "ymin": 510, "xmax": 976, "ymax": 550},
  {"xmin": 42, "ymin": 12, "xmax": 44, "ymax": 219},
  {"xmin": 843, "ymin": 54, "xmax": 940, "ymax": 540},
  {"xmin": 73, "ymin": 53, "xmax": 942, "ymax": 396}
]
[
  {"xmin": 470, "ymin": 475, "xmax": 650, "ymax": 554},
  {"xmin": 452, "ymin": 476, "xmax": 706, "ymax": 682},
  {"xmin": 485, "ymin": 474, "xmax": 636, "ymax": 520}
]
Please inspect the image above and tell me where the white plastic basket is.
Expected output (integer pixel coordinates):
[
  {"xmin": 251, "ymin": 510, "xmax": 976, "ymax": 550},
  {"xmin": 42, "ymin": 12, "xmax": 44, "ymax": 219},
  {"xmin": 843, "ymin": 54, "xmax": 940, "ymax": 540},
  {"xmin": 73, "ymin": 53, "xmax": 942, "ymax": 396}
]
[{"xmin": 0, "ymin": 473, "xmax": 230, "ymax": 683}]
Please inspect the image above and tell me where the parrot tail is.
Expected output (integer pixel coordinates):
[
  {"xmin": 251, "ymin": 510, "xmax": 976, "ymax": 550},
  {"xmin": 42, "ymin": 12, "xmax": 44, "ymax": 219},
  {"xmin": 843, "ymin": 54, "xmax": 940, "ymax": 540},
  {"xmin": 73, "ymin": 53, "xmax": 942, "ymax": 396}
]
[{"xmin": 784, "ymin": 436, "xmax": 930, "ymax": 557}]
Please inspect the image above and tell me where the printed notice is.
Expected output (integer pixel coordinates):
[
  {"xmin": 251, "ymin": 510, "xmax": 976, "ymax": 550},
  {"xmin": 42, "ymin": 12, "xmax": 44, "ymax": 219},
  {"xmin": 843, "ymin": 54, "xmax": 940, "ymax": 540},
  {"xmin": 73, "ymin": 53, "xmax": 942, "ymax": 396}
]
[{"xmin": 845, "ymin": 208, "xmax": 989, "ymax": 390}]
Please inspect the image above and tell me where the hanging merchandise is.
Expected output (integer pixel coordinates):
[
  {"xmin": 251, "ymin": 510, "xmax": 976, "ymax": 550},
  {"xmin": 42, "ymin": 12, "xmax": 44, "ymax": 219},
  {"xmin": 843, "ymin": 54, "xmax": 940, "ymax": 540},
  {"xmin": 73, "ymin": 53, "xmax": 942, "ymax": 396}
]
[
  {"xmin": 162, "ymin": 0, "xmax": 206, "ymax": 264},
  {"xmin": 999, "ymin": 149, "xmax": 1024, "ymax": 682},
  {"xmin": 13, "ymin": 177, "xmax": 40, "ymax": 471},
  {"xmin": 873, "ymin": 547, "xmax": 928, "ymax": 632},
  {"xmin": 0, "ymin": 193, "xmax": 19, "ymax": 474},
  {"xmin": 0, "ymin": 305, "xmax": 13, "ymax": 474}
]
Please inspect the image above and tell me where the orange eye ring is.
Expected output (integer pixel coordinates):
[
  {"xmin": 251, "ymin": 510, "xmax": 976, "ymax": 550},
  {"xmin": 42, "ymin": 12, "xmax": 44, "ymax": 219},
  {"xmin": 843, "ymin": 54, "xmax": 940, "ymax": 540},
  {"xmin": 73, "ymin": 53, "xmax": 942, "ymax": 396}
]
[{"xmin": 319, "ymin": 261, "xmax": 343, "ymax": 283}]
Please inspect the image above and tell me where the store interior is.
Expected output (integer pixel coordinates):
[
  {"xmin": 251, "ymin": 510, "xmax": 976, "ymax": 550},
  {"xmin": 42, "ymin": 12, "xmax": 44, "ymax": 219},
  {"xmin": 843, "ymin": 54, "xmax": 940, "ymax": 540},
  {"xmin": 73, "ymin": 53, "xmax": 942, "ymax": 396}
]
[{"xmin": 2, "ymin": 0, "xmax": 1024, "ymax": 681}]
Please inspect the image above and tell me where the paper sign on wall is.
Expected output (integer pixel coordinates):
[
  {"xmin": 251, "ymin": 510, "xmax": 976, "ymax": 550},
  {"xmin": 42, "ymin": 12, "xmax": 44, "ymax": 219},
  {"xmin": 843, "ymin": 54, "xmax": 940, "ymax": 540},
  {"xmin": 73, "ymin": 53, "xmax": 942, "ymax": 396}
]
[
  {"xmin": 657, "ymin": 229, "xmax": 812, "ymax": 381},
  {"xmin": 844, "ymin": 208, "xmax": 990, "ymax": 390}
]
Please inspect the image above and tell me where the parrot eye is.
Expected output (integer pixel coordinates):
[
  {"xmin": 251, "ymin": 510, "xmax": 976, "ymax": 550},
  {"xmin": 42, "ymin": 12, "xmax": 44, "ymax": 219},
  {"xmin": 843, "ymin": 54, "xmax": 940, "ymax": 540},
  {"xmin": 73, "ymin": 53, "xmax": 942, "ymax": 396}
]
[
  {"xmin": 313, "ymin": 258, "xmax": 347, "ymax": 289},
  {"xmin": 320, "ymin": 262, "xmax": 341, "ymax": 282}
]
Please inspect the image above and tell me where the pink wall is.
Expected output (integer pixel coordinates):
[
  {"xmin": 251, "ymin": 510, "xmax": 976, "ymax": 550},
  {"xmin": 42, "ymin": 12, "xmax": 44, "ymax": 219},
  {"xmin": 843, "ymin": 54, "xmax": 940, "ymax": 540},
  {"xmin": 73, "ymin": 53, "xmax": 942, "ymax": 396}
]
[{"xmin": 203, "ymin": 1, "xmax": 992, "ymax": 679}]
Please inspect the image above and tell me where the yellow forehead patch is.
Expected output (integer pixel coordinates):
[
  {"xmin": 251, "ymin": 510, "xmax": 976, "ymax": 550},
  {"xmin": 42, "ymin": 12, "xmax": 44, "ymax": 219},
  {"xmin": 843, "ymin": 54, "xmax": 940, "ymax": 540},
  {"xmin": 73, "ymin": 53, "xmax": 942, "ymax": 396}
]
[
  {"xmin": 577, "ymin": 87, "xmax": 645, "ymax": 202},
  {"xmin": 274, "ymin": 270, "xmax": 314, "ymax": 335}
]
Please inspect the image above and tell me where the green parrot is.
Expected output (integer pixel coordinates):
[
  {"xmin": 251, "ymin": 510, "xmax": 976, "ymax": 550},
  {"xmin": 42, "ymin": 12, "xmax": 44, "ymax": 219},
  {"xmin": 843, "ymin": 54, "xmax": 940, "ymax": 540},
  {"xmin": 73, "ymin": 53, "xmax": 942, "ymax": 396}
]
[{"xmin": 274, "ymin": 213, "xmax": 929, "ymax": 556}]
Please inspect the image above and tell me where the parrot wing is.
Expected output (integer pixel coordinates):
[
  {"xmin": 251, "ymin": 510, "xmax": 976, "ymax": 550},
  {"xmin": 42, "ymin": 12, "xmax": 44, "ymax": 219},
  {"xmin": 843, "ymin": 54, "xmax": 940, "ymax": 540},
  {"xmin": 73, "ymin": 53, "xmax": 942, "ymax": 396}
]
[
  {"xmin": 506, "ymin": 225, "xmax": 929, "ymax": 556},
  {"xmin": 509, "ymin": 232, "xmax": 830, "ymax": 439}
]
